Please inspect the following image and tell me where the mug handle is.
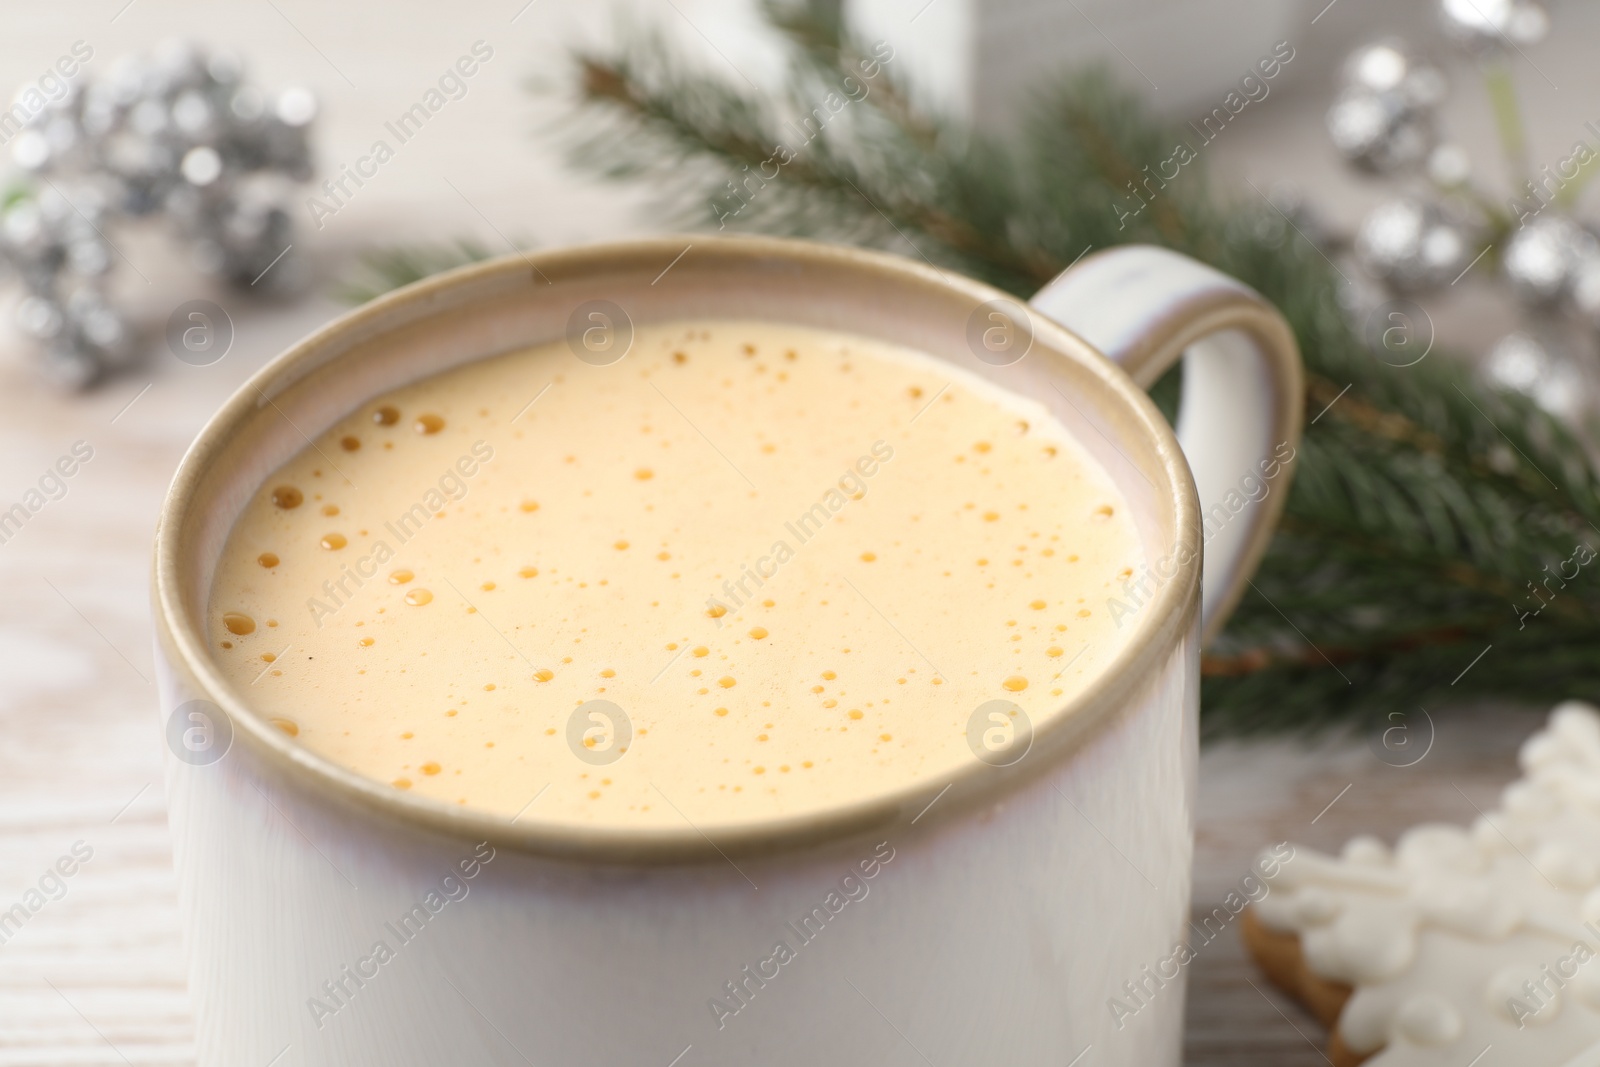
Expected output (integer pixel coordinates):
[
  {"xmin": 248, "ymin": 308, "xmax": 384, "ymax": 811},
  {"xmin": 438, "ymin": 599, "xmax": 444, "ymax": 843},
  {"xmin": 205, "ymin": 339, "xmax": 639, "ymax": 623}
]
[{"xmin": 1028, "ymin": 245, "xmax": 1304, "ymax": 645}]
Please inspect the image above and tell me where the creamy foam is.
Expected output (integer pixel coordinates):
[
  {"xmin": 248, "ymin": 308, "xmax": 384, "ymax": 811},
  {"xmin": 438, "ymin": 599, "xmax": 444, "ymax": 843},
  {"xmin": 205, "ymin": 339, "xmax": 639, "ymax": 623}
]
[{"xmin": 208, "ymin": 320, "xmax": 1143, "ymax": 830}]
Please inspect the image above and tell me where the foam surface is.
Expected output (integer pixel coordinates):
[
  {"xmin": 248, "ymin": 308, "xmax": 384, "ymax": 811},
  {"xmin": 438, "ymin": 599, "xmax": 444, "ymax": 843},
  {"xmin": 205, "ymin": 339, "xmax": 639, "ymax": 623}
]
[{"xmin": 208, "ymin": 320, "xmax": 1141, "ymax": 828}]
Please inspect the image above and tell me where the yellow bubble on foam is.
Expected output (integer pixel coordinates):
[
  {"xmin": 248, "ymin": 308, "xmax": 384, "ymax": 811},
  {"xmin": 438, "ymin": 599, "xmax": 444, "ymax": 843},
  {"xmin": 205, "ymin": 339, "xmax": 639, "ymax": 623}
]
[
  {"xmin": 405, "ymin": 588, "xmax": 433, "ymax": 606},
  {"xmin": 1003, "ymin": 676, "xmax": 1028, "ymax": 692},
  {"xmin": 718, "ymin": 676, "xmax": 737, "ymax": 688},
  {"xmin": 534, "ymin": 669, "xmax": 554, "ymax": 682}
]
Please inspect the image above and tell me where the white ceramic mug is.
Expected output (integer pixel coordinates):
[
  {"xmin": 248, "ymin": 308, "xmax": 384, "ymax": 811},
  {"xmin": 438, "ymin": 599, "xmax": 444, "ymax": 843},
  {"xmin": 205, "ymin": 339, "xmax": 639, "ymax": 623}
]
[{"xmin": 153, "ymin": 235, "xmax": 1300, "ymax": 1066}]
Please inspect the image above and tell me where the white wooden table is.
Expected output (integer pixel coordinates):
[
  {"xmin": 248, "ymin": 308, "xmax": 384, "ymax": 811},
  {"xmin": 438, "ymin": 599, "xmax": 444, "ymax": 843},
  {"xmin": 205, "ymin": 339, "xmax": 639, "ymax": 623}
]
[{"xmin": 0, "ymin": 1, "xmax": 1592, "ymax": 1063}]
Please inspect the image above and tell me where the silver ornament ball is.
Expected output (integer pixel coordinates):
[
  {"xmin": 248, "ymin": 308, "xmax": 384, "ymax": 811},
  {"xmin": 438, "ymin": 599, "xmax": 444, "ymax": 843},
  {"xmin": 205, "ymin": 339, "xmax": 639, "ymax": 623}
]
[
  {"xmin": 1440, "ymin": 0, "xmax": 1549, "ymax": 51},
  {"xmin": 1355, "ymin": 198, "xmax": 1474, "ymax": 291},
  {"xmin": 1502, "ymin": 215, "xmax": 1593, "ymax": 305},
  {"xmin": 0, "ymin": 39, "xmax": 318, "ymax": 388},
  {"xmin": 1482, "ymin": 331, "xmax": 1590, "ymax": 422},
  {"xmin": 1327, "ymin": 41, "xmax": 1446, "ymax": 173}
]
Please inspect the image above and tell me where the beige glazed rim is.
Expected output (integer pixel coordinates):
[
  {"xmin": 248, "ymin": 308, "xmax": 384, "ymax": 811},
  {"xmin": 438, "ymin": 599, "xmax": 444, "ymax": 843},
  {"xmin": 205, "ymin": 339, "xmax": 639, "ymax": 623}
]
[{"xmin": 151, "ymin": 234, "xmax": 1202, "ymax": 865}]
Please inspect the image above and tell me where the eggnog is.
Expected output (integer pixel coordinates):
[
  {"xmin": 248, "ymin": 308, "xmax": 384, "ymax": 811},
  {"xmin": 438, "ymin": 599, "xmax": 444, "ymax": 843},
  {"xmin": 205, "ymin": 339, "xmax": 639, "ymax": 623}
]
[{"xmin": 208, "ymin": 319, "xmax": 1142, "ymax": 829}]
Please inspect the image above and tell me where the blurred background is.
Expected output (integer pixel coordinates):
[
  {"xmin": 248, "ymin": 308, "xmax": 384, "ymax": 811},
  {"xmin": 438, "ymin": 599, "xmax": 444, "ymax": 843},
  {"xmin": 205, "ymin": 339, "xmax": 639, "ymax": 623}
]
[{"xmin": 2, "ymin": 0, "xmax": 1597, "ymax": 1063}]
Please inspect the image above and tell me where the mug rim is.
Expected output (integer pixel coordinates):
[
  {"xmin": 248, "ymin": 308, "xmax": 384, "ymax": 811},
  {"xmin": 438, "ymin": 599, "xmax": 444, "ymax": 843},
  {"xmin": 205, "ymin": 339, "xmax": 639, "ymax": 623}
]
[{"xmin": 151, "ymin": 234, "xmax": 1202, "ymax": 865}]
